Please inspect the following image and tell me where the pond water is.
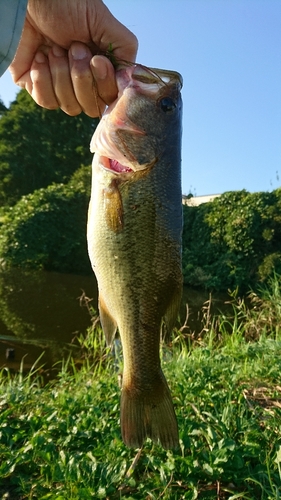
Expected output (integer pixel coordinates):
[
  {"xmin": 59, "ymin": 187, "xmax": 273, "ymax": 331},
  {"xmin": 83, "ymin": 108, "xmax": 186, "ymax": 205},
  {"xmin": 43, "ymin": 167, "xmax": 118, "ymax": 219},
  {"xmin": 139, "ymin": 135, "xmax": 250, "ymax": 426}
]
[{"xmin": 0, "ymin": 268, "xmax": 229, "ymax": 375}]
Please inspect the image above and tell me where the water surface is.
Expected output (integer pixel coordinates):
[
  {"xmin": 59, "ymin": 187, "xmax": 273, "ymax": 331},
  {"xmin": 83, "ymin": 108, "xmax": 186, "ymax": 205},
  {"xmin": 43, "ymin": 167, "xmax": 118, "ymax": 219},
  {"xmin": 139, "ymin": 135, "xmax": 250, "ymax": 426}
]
[
  {"xmin": 0, "ymin": 269, "xmax": 97, "ymax": 373},
  {"xmin": 0, "ymin": 268, "xmax": 228, "ymax": 374}
]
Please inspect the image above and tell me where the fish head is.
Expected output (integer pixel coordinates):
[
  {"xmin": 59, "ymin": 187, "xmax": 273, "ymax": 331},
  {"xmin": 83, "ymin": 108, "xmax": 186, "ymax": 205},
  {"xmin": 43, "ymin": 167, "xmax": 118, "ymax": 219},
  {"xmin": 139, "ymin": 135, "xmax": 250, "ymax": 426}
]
[{"xmin": 90, "ymin": 64, "xmax": 183, "ymax": 179}]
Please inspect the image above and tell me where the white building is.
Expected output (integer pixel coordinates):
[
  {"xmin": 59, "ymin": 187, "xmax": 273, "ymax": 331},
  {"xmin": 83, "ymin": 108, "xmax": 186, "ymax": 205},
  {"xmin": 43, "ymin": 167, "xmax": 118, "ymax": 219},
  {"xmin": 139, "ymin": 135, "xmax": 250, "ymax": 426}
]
[{"xmin": 183, "ymin": 194, "xmax": 221, "ymax": 206}]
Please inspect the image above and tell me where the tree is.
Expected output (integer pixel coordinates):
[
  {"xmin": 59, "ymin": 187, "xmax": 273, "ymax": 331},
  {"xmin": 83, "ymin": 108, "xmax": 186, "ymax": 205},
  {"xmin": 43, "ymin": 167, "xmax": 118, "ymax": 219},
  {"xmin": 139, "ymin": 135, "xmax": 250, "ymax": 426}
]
[
  {"xmin": 0, "ymin": 98, "xmax": 7, "ymax": 115},
  {"xmin": 0, "ymin": 90, "xmax": 98, "ymax": 206}
]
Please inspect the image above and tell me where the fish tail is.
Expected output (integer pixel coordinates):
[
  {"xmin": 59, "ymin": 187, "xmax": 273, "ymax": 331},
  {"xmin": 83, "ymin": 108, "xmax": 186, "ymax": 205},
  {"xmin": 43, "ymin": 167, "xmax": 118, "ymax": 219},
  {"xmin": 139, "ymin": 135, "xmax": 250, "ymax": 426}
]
[{"xmin": 120, "ymin": 373, "xmax": 179, "ymax": 449}]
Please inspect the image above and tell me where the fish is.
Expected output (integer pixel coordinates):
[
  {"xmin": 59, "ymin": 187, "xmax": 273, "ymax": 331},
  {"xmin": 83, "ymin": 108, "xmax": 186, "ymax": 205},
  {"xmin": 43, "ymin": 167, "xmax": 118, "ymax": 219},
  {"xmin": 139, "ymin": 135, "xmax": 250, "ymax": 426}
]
[{"xmin": 87, "ymin": 64, "xmax": 183, "ymax": 449}]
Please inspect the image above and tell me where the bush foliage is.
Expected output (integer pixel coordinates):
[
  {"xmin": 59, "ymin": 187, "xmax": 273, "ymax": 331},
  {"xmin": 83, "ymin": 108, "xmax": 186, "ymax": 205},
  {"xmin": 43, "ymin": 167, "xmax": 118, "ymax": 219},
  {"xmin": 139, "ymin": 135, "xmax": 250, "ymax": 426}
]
[
  {"xmin": 182, "ymin": 189, "xmax": 281, "ymax": 291},
  {"xmin": 1, "ymin": 186, "xmax": 281, "ymax": 289},
  {"xmin": 0, "ymin": 167, "xmax": 92, "ymax": 274}
]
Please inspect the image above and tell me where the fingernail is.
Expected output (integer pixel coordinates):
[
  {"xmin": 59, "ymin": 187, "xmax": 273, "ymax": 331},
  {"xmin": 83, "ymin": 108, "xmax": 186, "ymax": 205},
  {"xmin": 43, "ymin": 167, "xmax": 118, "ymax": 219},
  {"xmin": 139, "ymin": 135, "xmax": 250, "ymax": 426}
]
[
  {"xmin": 91, "ymin": 57, "xmax": 108, "ymax": 80},
  {"xmin": 52, "ymin": 45, "xmax": 65, "ymax": 58},
  {"xmin": 15, "ymin": 81, "xmax": 25, "ymax": 89},
  {"xmin": 34, "ymin": 51, "xmax": 45, "ymax": 64},
  {"xmin": 71, "ymin": 45, "xmax": 88, "ymax": 60}
]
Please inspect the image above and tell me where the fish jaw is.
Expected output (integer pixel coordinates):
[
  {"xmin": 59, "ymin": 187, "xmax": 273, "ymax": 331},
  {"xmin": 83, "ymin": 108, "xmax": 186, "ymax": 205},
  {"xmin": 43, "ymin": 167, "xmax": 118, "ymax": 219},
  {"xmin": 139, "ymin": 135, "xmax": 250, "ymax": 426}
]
[
  {"xmin": 90, "ymin": 95, "xmax": 148, "ymax": 172},
  {"xmin": 90, "ymin": 64, "xmax": 182, "ymax": 176}
]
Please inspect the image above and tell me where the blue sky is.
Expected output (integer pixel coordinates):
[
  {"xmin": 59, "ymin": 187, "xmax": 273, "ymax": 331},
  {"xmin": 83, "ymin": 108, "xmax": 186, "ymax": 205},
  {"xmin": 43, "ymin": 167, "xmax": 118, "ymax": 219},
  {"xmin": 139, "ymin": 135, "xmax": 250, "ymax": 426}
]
[{"xmin": 0, "ymin": 0, "xmax": 280, "ymax": 196}]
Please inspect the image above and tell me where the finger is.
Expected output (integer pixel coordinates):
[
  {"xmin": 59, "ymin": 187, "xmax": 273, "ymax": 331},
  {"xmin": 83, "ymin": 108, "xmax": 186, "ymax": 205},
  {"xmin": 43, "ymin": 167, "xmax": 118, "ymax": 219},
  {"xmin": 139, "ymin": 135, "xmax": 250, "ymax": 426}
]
[
  {"xmin": 48, "ymin": 45, "xmax": 83, "ymax": 116},
  {"xmin": 90, "ymin": 55, "xmax": 118, "ymax": 106},
  {"xmin": 90, "ymin": 4, "xmax": 138, "ymax": 64},
  {"xmin": 30, "ymin": 51, "xmax": 59, "ymax": 110},
  {"xmin": 69, "ymin": 42, "xmax": 104, "ymax": 118},
  {"xmin": 9, "ymin": 18, "xmax": 42, "ymax": 86},
  {"xmin": 107, "ymin": 28, "xmax": 138, "ymax": 65}
]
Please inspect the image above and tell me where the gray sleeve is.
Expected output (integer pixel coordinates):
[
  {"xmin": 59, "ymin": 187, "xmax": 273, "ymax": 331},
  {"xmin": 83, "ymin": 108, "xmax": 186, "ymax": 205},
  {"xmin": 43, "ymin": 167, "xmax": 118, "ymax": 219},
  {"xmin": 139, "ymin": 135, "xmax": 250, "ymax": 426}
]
[{"xmin": 0, "ymin": 0, "xmax": 28, "ymax": 77}]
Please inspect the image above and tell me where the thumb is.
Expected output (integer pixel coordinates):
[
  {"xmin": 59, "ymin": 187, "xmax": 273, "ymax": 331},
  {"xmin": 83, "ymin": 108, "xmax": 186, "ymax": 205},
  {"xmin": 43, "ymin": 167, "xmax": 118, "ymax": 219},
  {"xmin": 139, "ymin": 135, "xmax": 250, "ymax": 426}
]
[{"xmin": 90, "ymin": 3, "xmax": 138, "ymax": 64}]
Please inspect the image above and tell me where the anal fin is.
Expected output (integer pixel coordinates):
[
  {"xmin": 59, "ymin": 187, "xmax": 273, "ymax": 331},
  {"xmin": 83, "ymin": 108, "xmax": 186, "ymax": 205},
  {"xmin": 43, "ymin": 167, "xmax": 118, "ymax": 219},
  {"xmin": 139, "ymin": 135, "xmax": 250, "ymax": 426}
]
[{"xmin": 99, "ymin": 295, "xmax": 117, "ymax": 346}]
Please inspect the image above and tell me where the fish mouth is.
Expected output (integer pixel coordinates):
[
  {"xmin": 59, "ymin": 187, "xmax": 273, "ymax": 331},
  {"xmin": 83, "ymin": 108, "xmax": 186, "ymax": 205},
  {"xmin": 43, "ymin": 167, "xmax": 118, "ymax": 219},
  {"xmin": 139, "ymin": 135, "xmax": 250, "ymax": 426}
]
[
  {"xmin": 100, "ymin": 156, "xmax": 134, "ymax": 175},
  {"xmin": 90, "ymin": 104, "xmax": 147, "ymax": 176},
  {"xmin": 99, "ymin": 155, "xmax": 157, "ymax": 178}
]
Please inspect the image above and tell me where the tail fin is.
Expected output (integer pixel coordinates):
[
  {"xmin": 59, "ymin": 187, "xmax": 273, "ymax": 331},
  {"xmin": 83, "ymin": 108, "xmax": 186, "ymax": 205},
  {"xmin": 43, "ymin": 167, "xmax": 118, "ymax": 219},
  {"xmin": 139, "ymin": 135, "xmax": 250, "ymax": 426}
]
[{"xmin": 120, "ymin": 373, "xmax": 179, "ymax": 449}]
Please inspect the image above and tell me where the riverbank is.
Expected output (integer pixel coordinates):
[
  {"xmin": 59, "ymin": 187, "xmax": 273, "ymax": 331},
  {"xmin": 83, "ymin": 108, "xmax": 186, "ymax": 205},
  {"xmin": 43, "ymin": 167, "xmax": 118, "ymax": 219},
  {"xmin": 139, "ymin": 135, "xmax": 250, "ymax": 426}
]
[{"xmin": 0, "ymin": 278, "xmax": 281, "ymax": 499}]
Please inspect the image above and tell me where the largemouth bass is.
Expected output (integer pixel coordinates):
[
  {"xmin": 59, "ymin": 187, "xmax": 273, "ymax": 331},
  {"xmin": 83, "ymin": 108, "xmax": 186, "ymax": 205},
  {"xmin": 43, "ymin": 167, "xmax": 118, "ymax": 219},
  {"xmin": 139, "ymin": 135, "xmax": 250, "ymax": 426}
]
[{"xmin": 87, "ymin": 64, "xmax": 183, "ymax": 449}]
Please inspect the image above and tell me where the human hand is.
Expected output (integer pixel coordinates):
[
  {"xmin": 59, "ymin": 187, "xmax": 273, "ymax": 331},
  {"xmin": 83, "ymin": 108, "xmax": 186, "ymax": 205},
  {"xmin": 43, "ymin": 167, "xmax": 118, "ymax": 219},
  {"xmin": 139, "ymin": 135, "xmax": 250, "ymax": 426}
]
[{"xmin": 9, "ymin": 0, "xmax": 138, "ymax": 117}]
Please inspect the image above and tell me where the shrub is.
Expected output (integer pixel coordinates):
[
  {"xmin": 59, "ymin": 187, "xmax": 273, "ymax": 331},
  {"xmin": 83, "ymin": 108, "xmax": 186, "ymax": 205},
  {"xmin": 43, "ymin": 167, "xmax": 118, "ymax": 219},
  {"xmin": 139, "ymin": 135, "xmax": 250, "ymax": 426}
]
[
  {"xmin": 182, "ymin": 189, "xmax": 281, "ymax": 292},
  {"xmin": 0, "ymin": 174, "xmax": 92, "ymax": 274}
]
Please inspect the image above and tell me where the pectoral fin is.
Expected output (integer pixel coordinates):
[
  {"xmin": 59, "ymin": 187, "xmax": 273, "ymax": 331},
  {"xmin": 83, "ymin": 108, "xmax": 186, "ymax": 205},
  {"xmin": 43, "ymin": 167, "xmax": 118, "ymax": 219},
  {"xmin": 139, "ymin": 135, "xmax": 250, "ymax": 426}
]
[
  {"xmin": 99, "ymin": 295, "xmax": 117, "ymax": 346},
  {"xmin": 103, "ymin": 180, "xmax": 124, "ymax": 233}
]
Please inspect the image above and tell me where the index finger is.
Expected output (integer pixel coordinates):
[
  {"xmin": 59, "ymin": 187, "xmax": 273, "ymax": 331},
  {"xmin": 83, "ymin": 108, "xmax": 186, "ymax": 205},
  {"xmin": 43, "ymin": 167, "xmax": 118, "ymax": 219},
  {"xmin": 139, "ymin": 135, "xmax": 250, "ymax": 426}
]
[{"xmin": 9, "ymin": 19, "xmax": 43, "ymax": 87}]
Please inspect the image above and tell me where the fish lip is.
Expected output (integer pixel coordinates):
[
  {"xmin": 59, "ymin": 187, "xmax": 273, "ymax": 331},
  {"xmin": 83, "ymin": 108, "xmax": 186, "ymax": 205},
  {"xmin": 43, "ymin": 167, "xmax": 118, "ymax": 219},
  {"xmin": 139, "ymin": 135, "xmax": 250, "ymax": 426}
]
[{"xmin": 115, "ymin": 65, "xmax": 183, "ymax": 94}]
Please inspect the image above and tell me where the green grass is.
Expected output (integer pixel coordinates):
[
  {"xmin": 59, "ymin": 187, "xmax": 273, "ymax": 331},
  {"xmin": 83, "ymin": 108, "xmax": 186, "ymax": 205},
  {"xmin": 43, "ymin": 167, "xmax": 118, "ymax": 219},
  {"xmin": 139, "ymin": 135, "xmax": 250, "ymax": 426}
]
[{"xmin": 0, "ymin": 277, "xmax": 281, "ymax": 499}]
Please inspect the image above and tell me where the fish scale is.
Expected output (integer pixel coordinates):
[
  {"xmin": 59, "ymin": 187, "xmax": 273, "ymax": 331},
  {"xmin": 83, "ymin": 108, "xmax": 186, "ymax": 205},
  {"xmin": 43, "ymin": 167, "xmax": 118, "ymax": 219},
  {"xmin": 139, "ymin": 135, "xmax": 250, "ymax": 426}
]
[{"xmin": 87, "ymin": 64, "xmax": 183, "ymax": 449}]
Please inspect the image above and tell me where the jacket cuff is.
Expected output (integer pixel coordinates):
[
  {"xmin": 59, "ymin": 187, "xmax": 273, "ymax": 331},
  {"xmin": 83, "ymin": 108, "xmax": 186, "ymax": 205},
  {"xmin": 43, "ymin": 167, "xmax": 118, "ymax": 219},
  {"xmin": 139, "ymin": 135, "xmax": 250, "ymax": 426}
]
[{"xmin": 0, "ymin": 0, "xmax": 28, "ymax": 77}]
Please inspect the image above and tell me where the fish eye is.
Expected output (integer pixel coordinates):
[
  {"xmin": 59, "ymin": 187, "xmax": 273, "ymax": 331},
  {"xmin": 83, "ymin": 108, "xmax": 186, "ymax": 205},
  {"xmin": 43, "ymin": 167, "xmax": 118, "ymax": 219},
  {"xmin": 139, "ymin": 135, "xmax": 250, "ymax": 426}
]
[{"xmin": 159, "ymin": 97, "xmax": 176, "ymax": 113}]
